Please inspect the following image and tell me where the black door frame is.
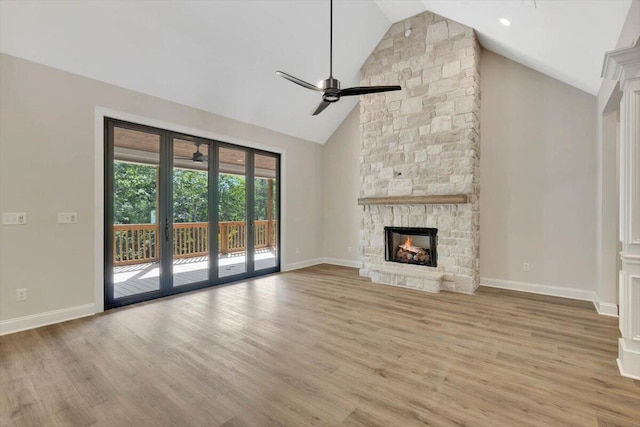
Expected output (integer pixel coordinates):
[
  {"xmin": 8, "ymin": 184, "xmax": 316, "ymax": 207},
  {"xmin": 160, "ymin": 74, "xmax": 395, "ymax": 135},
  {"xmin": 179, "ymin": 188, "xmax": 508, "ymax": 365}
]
[{"xmin": 104, "ymin": 118, "xmax": 281, "ymax": 309}]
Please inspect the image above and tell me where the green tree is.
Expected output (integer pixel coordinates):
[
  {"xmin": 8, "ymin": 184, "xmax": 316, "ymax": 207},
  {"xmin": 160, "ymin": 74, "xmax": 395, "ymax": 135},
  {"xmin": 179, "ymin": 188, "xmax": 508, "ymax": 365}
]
[
  {"xmin": 218, "ymin": 174, "xmax": 246, "ymax": 221},
  {"xmin": 173, "ymin": 169, "xmax": 208, "ymax": 223},
  {"xmin": 114, "ymin": 162, "xmax": 274, "ymax": 224},
  {"xmin": 254, "ymin": 178, "xmax": 268, "ymax": 220},
  {"xmin": 113, "ymin": 162, "xmax": 157, "ymax": 224}
]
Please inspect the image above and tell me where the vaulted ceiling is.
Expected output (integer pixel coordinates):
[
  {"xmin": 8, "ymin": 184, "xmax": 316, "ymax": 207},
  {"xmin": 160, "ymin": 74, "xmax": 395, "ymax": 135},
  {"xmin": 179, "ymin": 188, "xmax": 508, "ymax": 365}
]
[{"xmin": 0, "ymin": 1, "xmax": 632, "ymax": 144}]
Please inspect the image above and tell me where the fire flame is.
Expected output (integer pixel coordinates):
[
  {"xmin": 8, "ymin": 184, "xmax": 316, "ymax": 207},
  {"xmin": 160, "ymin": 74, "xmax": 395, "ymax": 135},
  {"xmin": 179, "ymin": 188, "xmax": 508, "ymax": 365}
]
[{"xmin": 404, "ymin": 236, "xmax": 413, "ymax": 247}]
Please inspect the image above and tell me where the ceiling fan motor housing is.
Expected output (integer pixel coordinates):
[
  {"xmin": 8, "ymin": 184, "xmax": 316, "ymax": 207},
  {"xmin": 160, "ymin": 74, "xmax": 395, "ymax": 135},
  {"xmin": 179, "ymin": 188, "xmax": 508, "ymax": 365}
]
[{"xmin": 320, "ymin": 77, "xmax": 341, "ymax": 102}]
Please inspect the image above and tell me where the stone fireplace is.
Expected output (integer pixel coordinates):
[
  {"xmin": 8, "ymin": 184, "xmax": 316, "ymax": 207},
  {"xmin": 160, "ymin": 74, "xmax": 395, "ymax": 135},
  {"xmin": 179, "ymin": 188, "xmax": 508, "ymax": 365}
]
[{"xmin": 358, "ymin": 11, "xmax": 480, "ymax": 293}]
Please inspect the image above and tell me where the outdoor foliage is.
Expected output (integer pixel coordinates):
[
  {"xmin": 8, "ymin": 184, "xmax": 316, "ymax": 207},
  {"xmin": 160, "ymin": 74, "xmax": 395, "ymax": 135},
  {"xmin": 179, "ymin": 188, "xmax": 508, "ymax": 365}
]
[
  {"xmin": 113, "ymin": 162, "xmax": 157, "ymax": 224},
  {"xmin": 114, "ymin": 162, "xmax": 274, "ymax": 224}
]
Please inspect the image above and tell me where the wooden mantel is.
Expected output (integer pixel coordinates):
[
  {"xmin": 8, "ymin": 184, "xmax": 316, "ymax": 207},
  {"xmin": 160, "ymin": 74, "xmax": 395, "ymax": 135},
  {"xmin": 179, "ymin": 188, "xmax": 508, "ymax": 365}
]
[{"xmin": 357, "ymin": 194, "xmax": 468, "ymax": 205}]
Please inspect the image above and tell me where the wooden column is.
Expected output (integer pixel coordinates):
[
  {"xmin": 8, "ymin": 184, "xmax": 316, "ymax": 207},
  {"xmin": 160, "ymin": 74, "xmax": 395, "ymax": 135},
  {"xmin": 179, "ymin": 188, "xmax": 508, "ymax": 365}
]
[
  {"xmin": 602, "ymin": 45, "xmax": 640, "ymax": 380},
  {"xmin": 220, "ymin": 222, "xmax": 228, "ymax": 254}
]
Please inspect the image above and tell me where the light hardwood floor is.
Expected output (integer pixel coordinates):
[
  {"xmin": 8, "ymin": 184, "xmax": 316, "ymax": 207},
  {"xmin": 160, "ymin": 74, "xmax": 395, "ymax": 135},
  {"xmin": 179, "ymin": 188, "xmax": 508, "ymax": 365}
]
[{"xmin": 1, "ymin": 265, "xmax": 638, "ymax": 426}]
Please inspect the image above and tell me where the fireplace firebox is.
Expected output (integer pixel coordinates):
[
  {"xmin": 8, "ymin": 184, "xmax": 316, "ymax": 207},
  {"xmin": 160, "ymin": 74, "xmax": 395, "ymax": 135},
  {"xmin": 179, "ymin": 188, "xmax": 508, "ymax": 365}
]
[{"xmin": 385, "ymin": 227, "xmax": 437, "ymax": 267}]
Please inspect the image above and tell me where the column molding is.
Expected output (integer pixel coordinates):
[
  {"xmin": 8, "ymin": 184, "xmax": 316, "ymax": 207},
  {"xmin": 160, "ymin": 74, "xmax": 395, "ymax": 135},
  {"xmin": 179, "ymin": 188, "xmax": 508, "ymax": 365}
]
[{"xmin": 602, "ymin": 45, "xmax": 640, "ymax": 380}]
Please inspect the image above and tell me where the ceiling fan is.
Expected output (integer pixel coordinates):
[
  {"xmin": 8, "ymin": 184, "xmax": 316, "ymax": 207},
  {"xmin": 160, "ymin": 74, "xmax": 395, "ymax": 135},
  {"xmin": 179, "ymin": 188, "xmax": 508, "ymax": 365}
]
[
  {"xmin": 276, "ymin": 0, "xmax": 401, "ymax": 116},
  {"xmin": 175, "ymin": 142, "xmax": 208, "ymax": 163}
]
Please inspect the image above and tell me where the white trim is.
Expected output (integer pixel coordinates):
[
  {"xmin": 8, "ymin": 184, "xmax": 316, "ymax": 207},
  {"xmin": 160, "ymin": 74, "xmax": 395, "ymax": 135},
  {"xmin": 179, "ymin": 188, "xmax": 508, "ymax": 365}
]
[
  {"xmin": 93, "ymin": 106, "xmax": 288, "ymax": 308},
  {"xmin": 617, "ymin": 339, "xmax": 640, "ymax": 380},
  {"xmin": 593, "ymin": 293, "xmax": 619, "ymax": 317},
  {"xmin": 480, "ymin": 277, "xmax": 595, "ymax": 302},
  {"xmin": 0, "ymin": 304, "xmax": 96, "ymax": 336},
  {"xmin": 321, "ymin": 257, "xmax": 362, "ymax": 269},
  {"xmin": 94, "ymin": 109, "xmax": 105, "ymax": 313},
  {"xmin": 284, "ymin": 258, "xmax": 324, "ymax": 271},
  {"xmin": 601, "ymin": 46, "xmax": 640, "ymax": 81}
]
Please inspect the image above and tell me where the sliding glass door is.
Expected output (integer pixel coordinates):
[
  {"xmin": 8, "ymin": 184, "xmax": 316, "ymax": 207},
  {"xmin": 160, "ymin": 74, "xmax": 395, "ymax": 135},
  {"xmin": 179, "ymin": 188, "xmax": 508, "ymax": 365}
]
[
  {"xmin": 105, "ymin": 119, "xmax": 280, "ymax": 308},
  {"xmin": 253, "ymin": 153, "xmax": 279, "ymax": 273},
  {"xmin": 217, "ymin": 145, "xmax": 248, "ymax": 278},
  {"xmin": 172, "ymin": 137, "xmax": 211, "ymax": 288}
]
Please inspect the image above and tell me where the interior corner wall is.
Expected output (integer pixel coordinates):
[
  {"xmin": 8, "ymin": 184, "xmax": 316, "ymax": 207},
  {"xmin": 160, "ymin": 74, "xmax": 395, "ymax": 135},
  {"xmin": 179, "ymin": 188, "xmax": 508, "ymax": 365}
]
[
  {"xmin": 321, "ymin": 105, "xmax": 361, "ymax": 265},
  {"xmin": 0, "ymin": 53, "xmax": 324, "ymax": 325},
  {"xmin": 479, "ymin": 49, "xmax": 598, "ymax": 293}
]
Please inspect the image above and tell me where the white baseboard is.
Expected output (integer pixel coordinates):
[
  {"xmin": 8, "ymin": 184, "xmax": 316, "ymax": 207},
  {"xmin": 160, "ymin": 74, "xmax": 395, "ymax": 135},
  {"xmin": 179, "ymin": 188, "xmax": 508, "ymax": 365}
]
[
  {"xmin": 321, "ymin": 257, "xmax": 362, "ymax": 269},
  {"xmin": 283, "ymin": 258, "xmax": 324, "ymax": 271},
  {"xmin": 481, "ymin": 277, "xmax": 595, "ymax": 302},
  {"xmin": 283, "ymin": 257, "xmax": 362, "ymax": 271},
  {"xmin": 0, "ymin": 303, "xmax": 96, "ymax": 336},
  {"xmin": 593, "ymin": 294, "xmax": 618, "ymax": 317},
  {"xmin": 617, "ymin": 339, "xmax": 640, "ymax": 380}
]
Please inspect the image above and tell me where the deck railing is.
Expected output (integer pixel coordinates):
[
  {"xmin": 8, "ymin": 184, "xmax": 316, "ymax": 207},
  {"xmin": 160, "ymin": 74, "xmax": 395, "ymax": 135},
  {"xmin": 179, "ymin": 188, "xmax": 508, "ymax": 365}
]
[{"xmin": 114, "ymin": 221, "xmax": 276, "ymax": 266}]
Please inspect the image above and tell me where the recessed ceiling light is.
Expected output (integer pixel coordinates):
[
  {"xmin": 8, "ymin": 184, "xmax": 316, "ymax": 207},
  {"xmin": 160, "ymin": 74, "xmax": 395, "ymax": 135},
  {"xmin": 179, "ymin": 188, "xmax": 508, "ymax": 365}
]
[{"xmin": 500, "ymin": 18, "xmax": 511, "ymax": 26}]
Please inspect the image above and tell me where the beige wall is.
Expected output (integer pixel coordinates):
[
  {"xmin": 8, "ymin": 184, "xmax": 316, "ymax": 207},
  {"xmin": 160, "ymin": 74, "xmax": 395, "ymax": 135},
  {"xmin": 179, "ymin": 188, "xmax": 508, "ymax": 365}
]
[
  {"xmin": 322, "ymin": 105, "xmax": 360, "ymax": 264},
  {"xmin": 1, "ymin": 31, "xmax": 626, "ymax": 327},
  {"xmin": 0, "ymin": 53, "xmax": 323, "ymax": 323},
  {"xmin": 480, "ymin": 50, "xmax": 597, "ymax": 291}
]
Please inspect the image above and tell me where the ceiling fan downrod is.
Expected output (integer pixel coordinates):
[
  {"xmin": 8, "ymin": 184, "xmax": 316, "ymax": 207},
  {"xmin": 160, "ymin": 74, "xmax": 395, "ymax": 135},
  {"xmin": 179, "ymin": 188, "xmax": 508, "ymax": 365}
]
[{"xmin": 275, "ymin": 0, "xmax": 401, "ymax": 115}]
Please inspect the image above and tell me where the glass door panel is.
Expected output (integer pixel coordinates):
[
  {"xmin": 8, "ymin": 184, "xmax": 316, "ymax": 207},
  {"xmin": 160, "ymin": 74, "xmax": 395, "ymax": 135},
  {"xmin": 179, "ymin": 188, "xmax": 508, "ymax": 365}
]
[
  {"xmin": 253, "ymin": 154, "xmax": 278, "ymax": 272},
  {"xmin": 218, "ymin": 146, "xmax": 247, "ymax": 278},
  {"xmin": 111, "ymin": 126, "xmax": 161, "ymax": 299},
  {"xmin": 172, "ymin": 138, "xmax": 210, "ymax": 287}
]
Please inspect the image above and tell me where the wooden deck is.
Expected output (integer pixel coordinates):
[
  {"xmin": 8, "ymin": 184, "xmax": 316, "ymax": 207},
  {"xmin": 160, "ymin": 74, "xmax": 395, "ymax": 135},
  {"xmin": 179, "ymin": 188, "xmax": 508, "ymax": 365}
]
[
  {"xmin": 114, "ymin": 250, "xmax": 277, "ymax": 298},
  {"xmin": 1, "ymin": 264, "xmax": 638, "ymax": 426}
]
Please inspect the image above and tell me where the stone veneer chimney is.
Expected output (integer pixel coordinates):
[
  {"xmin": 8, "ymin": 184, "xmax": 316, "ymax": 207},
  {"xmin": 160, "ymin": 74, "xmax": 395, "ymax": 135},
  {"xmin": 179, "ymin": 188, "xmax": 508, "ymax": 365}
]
[{"xmin": 359, "ymin": 11, "xmax": 481, "ymax": 293}]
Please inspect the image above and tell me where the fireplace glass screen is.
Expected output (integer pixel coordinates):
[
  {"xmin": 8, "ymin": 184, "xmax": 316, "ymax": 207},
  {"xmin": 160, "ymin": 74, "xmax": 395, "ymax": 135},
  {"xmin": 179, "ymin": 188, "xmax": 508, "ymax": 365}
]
[{"xmin": 385, "ymin": 227, "xmax": 437, "ymax": 267}]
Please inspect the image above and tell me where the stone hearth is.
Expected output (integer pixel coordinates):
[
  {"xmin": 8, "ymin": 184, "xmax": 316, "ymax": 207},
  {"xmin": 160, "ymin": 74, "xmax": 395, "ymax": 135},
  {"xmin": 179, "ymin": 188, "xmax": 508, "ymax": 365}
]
[{"xmin": 359, "ymin": 11, "xmax": 480, "ymax": 293}]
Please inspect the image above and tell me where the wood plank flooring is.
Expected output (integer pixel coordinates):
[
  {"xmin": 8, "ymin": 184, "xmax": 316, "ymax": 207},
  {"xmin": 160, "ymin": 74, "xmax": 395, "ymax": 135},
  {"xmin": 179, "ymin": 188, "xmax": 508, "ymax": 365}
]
[{"xmin": 1, "ymin": 264, "xmax": 638, "ymax": 426}]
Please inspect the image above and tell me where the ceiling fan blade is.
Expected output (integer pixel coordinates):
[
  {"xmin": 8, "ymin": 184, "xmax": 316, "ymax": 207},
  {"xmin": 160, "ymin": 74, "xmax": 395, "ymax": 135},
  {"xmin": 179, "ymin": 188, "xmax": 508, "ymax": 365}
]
[
  {"xmin": 312, "ymin": 100, "xmax": 331, "ymax": 116},
  {"xmin": 276, "ymin": 71, "xmax": 321, "ymax": 91},
  {"xmin": 339, "ymin": 85, "xmax": 401, "ymax": 97}
]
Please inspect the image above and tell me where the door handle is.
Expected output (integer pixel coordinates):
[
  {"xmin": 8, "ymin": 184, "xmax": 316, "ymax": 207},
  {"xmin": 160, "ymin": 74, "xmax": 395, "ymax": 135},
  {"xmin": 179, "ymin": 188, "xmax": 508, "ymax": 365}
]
[{"xmin": 165, "ymin": 218, "xmax": 170, "ymax": 242}]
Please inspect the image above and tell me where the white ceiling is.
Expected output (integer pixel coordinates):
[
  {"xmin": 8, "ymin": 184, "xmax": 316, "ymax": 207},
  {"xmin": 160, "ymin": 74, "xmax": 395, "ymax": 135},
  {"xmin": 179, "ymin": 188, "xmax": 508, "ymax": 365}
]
[
  {"xmin": 374, "ymin": 0, "xmax": 633, "ymax": 95},
  {"xmin": 0, "ymin": 1, "xmax": 633, "ymax": 144}
]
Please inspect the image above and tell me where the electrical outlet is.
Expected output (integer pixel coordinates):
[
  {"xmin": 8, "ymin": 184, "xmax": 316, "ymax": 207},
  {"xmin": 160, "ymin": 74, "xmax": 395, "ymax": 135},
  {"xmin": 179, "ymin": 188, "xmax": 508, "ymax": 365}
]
[
  {"xmin": 523, "ymin": 262, "xmax": 530, "ymax": 272},
  {"xmin": 3, "ymin": 212, "xmax": 27, "ymax": 225},
  {"xmin": 58, "ymin": 212, "xmax": 78, "ymax": 224},
  {"xmin": 295, "ymin": 247, "xmax": 300, "ymax": 254},
  {"xmin": 347, "ymin": 246, "xmax": 352, "ymax": 253},
  {"xmin": 16, "ymin": 288, "xmax": 27, "ymax": 301}
]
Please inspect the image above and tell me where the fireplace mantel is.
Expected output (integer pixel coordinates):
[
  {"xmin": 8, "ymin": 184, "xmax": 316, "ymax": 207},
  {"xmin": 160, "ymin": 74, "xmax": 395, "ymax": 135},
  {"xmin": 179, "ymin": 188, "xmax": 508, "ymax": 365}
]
[{"xmin": 358, "ymin": 195, "xmax": 468, "ymax": 206}]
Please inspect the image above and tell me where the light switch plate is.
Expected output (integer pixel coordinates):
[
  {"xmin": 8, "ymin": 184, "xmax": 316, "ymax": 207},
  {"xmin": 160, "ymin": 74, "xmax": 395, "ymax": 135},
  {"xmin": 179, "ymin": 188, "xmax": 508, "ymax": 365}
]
[
  {"xmin": 58, "ymin": 212, "xmax": 78, "ymax": 224},
  {"xmin": 3, "ymin": 212, "xmax": 27, "ymax": 225}
]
